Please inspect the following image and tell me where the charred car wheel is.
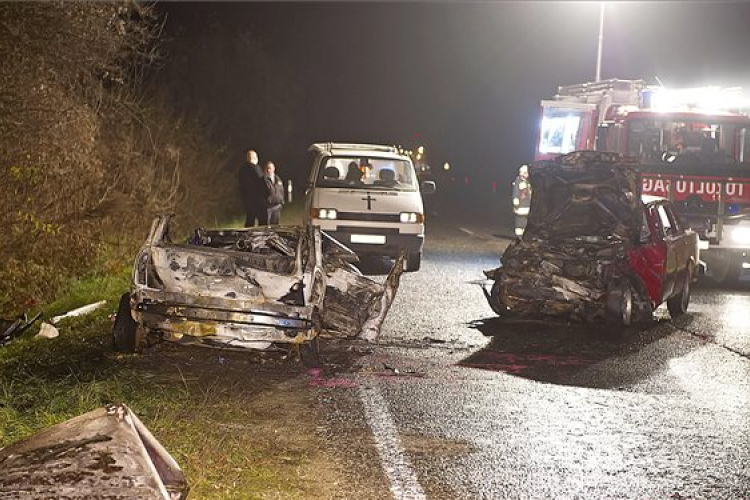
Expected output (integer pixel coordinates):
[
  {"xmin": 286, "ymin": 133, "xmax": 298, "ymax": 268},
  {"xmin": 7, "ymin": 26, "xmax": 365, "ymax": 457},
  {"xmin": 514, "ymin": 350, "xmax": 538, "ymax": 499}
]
[
  {"xmin": 483, "ymin": 280, "xmax": 509, "ymax": 316},
  {"xmin": 667, "ymin": 269, "xmax": 691, "ymax": 317},
  {"xmin": 606, "ymin": 280, "xmax": 633, "ymax": 327},
  {"xmin": 113, "ymin": 293, "xmax": 137, "ymax": 353},
  {"xmin": 300, "ymin": 337, "xmax": 321, "ymax": 367}
]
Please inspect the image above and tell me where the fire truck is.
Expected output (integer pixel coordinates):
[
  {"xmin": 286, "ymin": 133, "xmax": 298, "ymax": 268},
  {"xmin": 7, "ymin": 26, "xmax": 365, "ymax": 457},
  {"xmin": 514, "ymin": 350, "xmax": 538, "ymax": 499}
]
[{"xmin": 533, "ymin": 79, "xmax": 750, "ymax": 283}]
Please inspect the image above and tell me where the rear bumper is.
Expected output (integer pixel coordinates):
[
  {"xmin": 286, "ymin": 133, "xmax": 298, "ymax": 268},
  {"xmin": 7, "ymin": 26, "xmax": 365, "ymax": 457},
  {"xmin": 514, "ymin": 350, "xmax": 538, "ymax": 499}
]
[{"xmin": 131, "ymin": 290, "xmax": 318, "ymax": 345}]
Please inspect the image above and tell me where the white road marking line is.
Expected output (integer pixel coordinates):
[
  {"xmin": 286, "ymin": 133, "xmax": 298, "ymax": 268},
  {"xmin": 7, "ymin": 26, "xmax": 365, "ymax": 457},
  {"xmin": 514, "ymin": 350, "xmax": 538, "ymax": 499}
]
[
  {"xmin": 358, "ymin": 381, "xmax": 427, "ymax": 500},
  {"xmin": 458, "ymin": 227, "xmax": 476, "ymax": 237}
]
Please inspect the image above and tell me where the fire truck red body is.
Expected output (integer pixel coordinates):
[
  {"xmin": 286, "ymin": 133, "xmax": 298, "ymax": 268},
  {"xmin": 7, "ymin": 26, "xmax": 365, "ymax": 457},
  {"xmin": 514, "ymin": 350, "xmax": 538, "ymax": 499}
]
[{"xmin": 533, "ymin": 79, "xmax": 750, "ymax": 281}]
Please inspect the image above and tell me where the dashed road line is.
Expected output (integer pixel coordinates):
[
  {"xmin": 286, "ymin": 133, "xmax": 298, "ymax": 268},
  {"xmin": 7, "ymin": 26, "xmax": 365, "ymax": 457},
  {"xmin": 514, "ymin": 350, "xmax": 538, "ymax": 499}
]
[{"xmin": 357, "ymin": 380, "xmax": 427, "ymax": 500}]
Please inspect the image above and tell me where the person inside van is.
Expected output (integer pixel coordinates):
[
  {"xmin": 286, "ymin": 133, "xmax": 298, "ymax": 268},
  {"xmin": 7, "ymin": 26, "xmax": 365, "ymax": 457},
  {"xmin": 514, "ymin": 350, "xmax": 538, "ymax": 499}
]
[
  {"xmin": 323, "ymin": 165, "xmax": 340, "ymax": 180},
  {"xmin": 345, "ymin": 161, "xmax": 363, "ymax": 184},
  {"xmin": 375, "ymin": 168, "xmax": 398, "ymax": 187}
]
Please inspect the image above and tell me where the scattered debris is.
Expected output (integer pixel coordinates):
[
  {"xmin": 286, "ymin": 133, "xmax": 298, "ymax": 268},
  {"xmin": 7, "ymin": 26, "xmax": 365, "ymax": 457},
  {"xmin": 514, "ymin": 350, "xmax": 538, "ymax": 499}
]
[
  {"xmin": 362, "ymin": 362, "xmax": 424, "ymax": 378},
  {"xmin": 0, "ymin": 404, "xmax": 189, "ymax": 500},
  {"xmin": 51, "ymin": 300, "xmax": 107, "ymax": 324},
  {"xmin": 113, "ymin": 216, "xmax": 404, "ymax": 355},
  {"xmin": 0, "ymin": 311, "xmax": 42, "ymax": 346},
  {"xmin": 35, "ymin": 322, "xmax": 60, "ymax": 339}
]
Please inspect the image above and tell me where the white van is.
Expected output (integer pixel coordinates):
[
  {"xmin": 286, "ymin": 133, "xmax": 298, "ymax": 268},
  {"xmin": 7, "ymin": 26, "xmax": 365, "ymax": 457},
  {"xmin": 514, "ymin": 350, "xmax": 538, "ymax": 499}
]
[{"xmin": 304, "ymin": 143, "xmax": 435, "ymax": 271}]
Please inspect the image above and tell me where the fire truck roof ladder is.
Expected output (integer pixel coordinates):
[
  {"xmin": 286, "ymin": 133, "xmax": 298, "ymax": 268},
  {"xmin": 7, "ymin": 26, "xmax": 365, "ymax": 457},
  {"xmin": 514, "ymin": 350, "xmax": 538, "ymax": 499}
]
[{"xmin": 557, "ymin": 79, "xmax": 646, "ymax": 98}]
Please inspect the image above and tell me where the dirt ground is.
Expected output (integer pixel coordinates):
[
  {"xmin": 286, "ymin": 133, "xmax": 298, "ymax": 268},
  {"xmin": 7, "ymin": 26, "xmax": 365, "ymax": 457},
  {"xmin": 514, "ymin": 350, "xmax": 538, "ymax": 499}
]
[{"xmin": 130, "ymin": 338, "xmax": 391, "ymax": 499}]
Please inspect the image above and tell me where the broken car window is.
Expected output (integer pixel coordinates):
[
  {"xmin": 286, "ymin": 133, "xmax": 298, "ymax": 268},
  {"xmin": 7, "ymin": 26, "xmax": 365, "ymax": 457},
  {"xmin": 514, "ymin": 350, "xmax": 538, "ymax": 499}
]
[{"xmin": 657, "ymin": 204, "xmax": 675, "ymax": 237}]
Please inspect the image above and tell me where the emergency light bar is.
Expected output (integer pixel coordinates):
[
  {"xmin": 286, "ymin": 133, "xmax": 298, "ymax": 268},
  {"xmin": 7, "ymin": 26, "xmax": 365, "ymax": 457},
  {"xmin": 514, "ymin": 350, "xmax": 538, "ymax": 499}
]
[{"xmin": 644, "ymin": 86, "xmax": 749, "ymax": 113}]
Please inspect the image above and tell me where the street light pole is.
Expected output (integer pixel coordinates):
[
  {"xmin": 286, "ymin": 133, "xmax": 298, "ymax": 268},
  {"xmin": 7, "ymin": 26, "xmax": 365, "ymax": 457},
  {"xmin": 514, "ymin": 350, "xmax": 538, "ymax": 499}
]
[{"xmin": 595, "ymin": 2, "xmax": 605, "ymax": 82}]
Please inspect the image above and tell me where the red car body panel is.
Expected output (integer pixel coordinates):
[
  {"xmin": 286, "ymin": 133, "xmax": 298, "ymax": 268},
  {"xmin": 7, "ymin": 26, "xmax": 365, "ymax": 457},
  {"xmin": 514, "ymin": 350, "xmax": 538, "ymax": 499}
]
[{"xmin": 628, "ymin": 243, "xmax": 667, "ymax": 307}]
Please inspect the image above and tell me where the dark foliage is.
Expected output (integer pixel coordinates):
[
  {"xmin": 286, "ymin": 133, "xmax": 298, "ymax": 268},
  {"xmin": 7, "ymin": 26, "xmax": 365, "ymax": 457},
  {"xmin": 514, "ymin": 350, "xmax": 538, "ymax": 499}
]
[{"xmin": 0, "ymin": 2, "xmax": 236, "ymax": 313}]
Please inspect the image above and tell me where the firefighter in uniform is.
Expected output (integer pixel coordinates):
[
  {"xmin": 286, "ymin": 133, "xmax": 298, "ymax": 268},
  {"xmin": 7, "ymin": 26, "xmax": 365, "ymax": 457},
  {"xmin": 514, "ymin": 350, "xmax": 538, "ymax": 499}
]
[{"xmin": 512, "ymin": 165, "xmax": 531, "ymax": 237}]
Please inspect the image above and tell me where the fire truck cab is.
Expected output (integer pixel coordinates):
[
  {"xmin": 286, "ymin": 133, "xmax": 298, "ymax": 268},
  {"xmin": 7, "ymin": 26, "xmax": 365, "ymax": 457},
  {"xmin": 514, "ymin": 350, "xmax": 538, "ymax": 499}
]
[{"xmin": 534, "ymin": 79, "xmax": 750, "ymax": 283}]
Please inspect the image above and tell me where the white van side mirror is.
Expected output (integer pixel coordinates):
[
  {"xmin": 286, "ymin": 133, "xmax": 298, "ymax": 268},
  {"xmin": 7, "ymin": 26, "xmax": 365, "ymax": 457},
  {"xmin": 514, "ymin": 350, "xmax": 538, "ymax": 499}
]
[{"xmin": 421, "ymin": 180, "xmax": 436, "ymax": 195}]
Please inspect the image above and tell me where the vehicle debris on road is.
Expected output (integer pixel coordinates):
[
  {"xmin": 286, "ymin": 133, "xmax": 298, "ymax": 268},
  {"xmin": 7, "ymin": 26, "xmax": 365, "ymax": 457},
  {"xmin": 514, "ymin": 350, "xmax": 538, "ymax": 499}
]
[
  {"xmin": 113, "ymin": 216, "xmax": 403, "ymax": 355},
  {"xmin": 483, "ymin": 151, "xmax": 699, "ymax": 325},
  {"xmin": 0, "ymin": 404, "xmax": 188, "ymax": 500}
]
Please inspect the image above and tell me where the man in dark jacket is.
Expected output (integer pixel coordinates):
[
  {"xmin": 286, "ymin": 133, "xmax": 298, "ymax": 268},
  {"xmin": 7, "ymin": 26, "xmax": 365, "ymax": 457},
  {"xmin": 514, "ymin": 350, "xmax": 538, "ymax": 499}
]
[
  {"xmin": 263, "ymin": 161, "xmax": 285, "ymax": 225},
  {"xmin": 239, "ymin": 149, "xmax": 265, "ymax": 226}
]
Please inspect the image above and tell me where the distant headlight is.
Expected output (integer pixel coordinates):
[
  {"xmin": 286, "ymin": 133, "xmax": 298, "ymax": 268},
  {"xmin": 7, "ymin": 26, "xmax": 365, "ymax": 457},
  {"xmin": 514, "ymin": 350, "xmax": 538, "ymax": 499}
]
[
  {"xmin": 399, "ymin": 212, "xmax": 424, "ymax": 223},
  {"xmin": 312, "ymin": 208, "xmax": 337, "ymax": 220},
  {"xmin": 729, "ymin": 226, "xmax": 750, "ymax": 245}
]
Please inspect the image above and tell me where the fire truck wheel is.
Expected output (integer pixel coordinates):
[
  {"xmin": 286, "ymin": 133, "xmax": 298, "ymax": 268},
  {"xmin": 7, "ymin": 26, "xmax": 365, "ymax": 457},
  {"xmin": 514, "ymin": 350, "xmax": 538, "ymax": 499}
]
[{"xmin": 708, "ymin": 253, "xmax": 742, "ymax": 285}]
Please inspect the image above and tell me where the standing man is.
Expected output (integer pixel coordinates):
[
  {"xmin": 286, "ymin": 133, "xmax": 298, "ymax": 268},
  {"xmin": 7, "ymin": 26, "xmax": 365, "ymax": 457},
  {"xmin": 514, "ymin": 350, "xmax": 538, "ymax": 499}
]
[
  {"xmin": 239, "ymin": 149, "xmax": 265, "ymax": 226},
  {"xmin": 512, "ymin": 164, "xmax": 531, "ymax": 237},
  {"xmin": 263, "ymin": 161, "xmax": 285, "ymax": 225}
]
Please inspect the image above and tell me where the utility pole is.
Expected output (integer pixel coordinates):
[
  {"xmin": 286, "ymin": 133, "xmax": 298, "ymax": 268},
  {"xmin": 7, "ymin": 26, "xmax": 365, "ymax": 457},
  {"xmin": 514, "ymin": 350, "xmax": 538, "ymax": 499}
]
[{"xmin": 595, "ymin": 2, "xmax": 605, "ymax": 82}]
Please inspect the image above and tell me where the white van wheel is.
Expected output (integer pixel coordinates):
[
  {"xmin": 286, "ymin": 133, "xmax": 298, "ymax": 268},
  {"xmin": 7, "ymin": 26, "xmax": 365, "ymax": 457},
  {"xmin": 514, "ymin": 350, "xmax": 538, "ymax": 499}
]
[{"xmin": 407, "ymin": 252, "xmax": 422, "ymax": 272}]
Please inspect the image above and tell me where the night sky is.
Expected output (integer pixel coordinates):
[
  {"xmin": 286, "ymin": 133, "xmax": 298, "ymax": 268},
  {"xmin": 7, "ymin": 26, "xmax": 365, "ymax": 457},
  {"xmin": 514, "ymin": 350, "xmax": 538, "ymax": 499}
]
[{"xmin": 157, "ymin": 1, "xmax": 750, "ymax": 196}]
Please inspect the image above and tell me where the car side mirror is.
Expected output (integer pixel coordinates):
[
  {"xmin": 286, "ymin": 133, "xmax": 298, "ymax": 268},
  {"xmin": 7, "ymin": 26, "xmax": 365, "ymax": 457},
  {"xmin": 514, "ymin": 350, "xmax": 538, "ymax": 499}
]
[{"xmin": 421, "ymin": 180, "xmax": 436, "ymax": 195}]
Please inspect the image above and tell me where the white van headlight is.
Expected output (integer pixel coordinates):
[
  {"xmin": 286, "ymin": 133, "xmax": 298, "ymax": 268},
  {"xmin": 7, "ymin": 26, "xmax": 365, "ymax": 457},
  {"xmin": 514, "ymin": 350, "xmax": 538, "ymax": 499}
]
[
  {"xmin": 312, "ymin": 208, "xmax": 337, "ymax": 220},
  {"xmin": 399, "ymin": 212, "xmax": 423, "ymax": 223}
]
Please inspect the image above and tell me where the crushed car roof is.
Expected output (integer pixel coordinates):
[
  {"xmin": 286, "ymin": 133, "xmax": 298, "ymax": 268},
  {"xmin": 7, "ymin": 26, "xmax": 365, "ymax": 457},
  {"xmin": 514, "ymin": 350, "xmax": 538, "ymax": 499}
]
[{"xmin": 525, "ymin": 151, "xmax": 643, "ymax": 243}]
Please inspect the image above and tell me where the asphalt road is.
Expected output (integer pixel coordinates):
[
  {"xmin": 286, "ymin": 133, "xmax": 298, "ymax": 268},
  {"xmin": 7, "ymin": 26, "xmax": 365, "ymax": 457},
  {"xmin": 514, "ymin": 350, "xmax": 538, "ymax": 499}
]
[{"xmin": 316, "ymin": 211, "xmax": 750, "ymax": 500}]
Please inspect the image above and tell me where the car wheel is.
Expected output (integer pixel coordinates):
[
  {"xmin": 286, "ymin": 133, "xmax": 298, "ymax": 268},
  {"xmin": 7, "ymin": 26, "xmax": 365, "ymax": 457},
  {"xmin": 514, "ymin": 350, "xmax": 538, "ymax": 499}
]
[
  {"xmin": 667, "ymin": 269, "xmax": 691, "ymax": 317},
  {"xmin": 483, "ymin": 279, "xmax": 509, "ymax": 316},
  {"xmin": 606, "ymin": 280, "xmax": 633, "ymax": 327},
  {"xmin": 113, "ymin": 293, "xmax": 137, "ymax": 353},
  {"xmin": 300, "ymin": 336, "xmax": 322, "ymax": 367},
  {"xmin": 407, "ymin": 251, "xmax": 422, "ymax": 272}
]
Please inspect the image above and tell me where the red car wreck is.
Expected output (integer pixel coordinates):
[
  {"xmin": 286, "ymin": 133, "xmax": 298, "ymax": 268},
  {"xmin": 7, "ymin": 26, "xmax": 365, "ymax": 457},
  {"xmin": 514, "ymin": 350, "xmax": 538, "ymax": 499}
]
[{"xmin": 484, "ymin": 151, "xmax": 702, "ymax": 326}]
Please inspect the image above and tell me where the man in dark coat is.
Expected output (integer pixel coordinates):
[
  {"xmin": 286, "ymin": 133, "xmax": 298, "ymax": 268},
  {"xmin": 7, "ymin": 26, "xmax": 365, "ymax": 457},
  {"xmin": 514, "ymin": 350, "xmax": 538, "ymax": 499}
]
[
  {"xmin": 262, "ymin": 161, "xmax": 285, "ymax": 225},
  {"xmin": 239, "ymin": 149, "xmax": 266, "ymax": 226}
]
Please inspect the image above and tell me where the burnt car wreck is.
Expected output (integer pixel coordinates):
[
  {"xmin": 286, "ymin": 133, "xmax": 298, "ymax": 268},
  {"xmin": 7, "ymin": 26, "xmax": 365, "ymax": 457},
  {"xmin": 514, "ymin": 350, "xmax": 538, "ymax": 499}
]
[
  {"xmin": 113, "ymin": 215, "xmax": 403, "ymax": 354},
  {"xmin": 0, "ymin": 404, "xmax": 188, "ymax": 500},
  {"xmin": 484, "ymin": 151, "xmax": 699, "ymax": 325}
]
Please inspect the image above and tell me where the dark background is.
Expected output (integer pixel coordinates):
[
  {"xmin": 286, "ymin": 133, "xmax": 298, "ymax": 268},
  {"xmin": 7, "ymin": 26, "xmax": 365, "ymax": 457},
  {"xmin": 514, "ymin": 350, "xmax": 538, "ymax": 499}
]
[{"xmin": 152, "ymin": 1, "xmax": 750, "ymax": 210}]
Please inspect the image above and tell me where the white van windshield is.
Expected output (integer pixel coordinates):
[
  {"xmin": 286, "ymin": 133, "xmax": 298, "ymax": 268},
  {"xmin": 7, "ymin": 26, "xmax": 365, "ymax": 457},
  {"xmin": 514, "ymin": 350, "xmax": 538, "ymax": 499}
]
[{"xmin": 316, "ymin": 156, "xmax": 418, "ymax": 191}]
